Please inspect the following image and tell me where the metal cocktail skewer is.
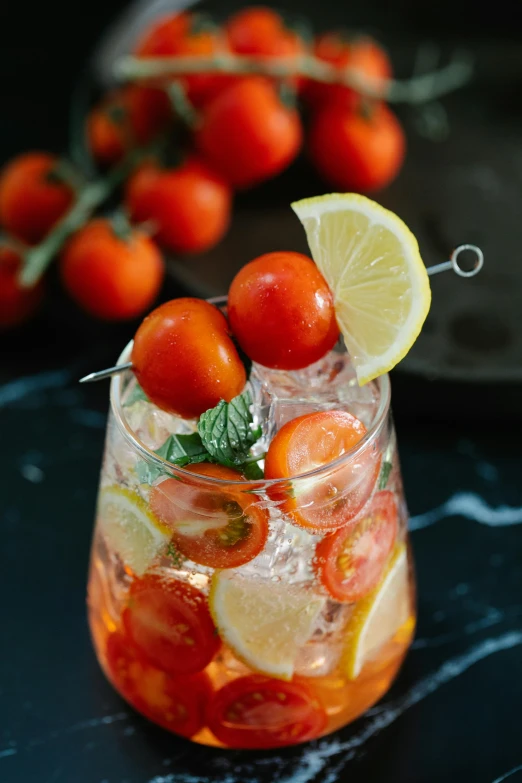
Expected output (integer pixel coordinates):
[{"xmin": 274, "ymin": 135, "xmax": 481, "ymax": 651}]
[{"xmin": 79, "ymin": 243, "xmax": 484, "ymax": 384}]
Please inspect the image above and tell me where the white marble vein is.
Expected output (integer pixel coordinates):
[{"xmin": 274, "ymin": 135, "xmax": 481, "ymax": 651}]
[
  {"xmin": 144, "ymin": 631, "xmax": 522, "ymax": 783},
  {"xmin": 410, "ymin": 492, "xmax": 522, "ymax": 531},
  {"xmin": 0, "ymin": 369, "xmax": 71, "ymax": 408},
  {"xmin": 492, "ymin": 763, "xmax": 522, "ymax": 783}
]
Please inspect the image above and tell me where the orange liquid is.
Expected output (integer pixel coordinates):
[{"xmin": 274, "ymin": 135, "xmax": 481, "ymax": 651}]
[{"xmin": 87, "ymin": 531, "xmax": 415, "ymax": 748}]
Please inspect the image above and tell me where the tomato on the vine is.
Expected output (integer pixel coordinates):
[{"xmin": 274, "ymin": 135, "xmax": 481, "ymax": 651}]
[
  {"xmin": 135, "ymin": 12, "xmax": 230, "ymax": 107},
  {"xmin": 0, "ymin": 247, "xmax": 44, "ymax": 329},
  {"xmin": 314, "ymin": 490, "xmax": 398, "ymax": 602},
  {"xmin": 150, "ymin": 463, "xmax": 269, "ymax": 569},
  {"xmin": 308, "ymin": 102, "xmax": 405, "ymax": 192},
  {"xmin": 105, "ymin": 630, "xmax": 212, "ymax": 737},
  {"xmin": 305, "ymin": 33, "xmax": 391, "ymax": 110},
  {"xmin": 122, "ymin": 573, "xmax": 220, "ymax": 676},
  {"xmin": 195, "ymin": 77, "xmax": 302, "ymax": 189},
  {"xmin": 226, "ymin": 7, "xmax": 305, "ymax": 88},
  {"xmin": 228, "ymin": 251, "xmax": 338, "ymax": 370},
  {"xmin": 131, "ymin": 298, "xmax": 246, "ymax": 418},
  {"xmin": 60, "ymin": 218, "xmax": 164, "ymax": 320},
  {"xmin": 0, "ymin": 153, "xmax": 74, "ymax": 244},
  {"xmin": 207, "ymin": 675, "xmax": 327, "ymax": 748},
  {"xmin": 125, "ymin": 157, "xmax": 231, "ymax": 254},
  {"xmin": 87, "ymin": 87, "xmax": 171, "ymax": 167},
  {"xmin": 265, "ymin": 411, "xmax": 381, "ymax": 532}
]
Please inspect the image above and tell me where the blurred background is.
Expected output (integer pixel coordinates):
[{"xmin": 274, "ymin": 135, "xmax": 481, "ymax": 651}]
[{"xmin": 1, "ymin": 0, "xmax": 521, "ymax": 423}]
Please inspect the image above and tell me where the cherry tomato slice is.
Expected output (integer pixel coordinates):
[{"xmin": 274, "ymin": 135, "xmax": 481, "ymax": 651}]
[
  {"xmin": 265, "ymin": 411, "xmax": 381, "ymax": 531},
  {"xmin": 105, "ymin": 630, "xmax": 212, "ymax": 737},
  {"xmin": 314, "ymin": 490, "xmax": 399, "ymax": 603},
  {"xmin": 150, "ymin": 464, "xmax": 269, "ymax": 569},
  {"xmin": 122, "ymin": 573, "xmax": 220, "ymax": 675},
  {"xmin": 206, "ymin": 675, "xmax": 327, "ymax": 748}
]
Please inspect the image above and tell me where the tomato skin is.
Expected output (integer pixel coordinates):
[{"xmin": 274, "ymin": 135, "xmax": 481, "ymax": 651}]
[
  {"xmin": 150, "ymin": 464, "xmax": 269, "ymax": 569},
  {"xmin": 125, "ymin": 158, "xmax": 232, "ymax": 254},
  {"xmin": 308, "ymin": 102, "xmax": 405, "ymax": 193},
  {"xmin": 207, "ymin": 675, "xmax": 327, "ymax": 748},
  {"xmin": 195, "ymin": 77, "xmax": 302, "ymax": 189},
  {"xmin": 132, "ymin": 298, "xmax": 246, "ymax": 418},
  {"xmin": 315, "ymin": 490, "xmax": 398, "ymax": 603},
  {"xmin": 87, "ymin": 87, "xmax": 171, "ymax": 167},
  {"xmin": 0, "ymin": 247, "xmax": 44, "ymax": 329},
  {"xmin": 0, "ymin": 153, "xmax": 73, "ymax": 244},
  {"xmin": 105, "ymin": 630, "xmax": 212, "ymax": 737},
  {"xmin": 123, "ymin": 573, "xmax": 220, "ymax": 676},
  {"xmin": 136, "ymin": 12, "xmax": 230, "ymax": 107},
  {"xmin": 226, "ymin": 7, "xmax": 305, "ymax": 89},
  {"xmin": 305, "ymin": 34, "xmax": 391, "ymax": 110},
  {"xmin": 265, "ymin": 411, "xmax": 381, "ymax": 532},
  {"xmin": 228, "ymin": 252, "xmax": 339, "ymax": 370},
  {"xmin": 60, "ymin": 218, "xmax": 164, "ymax": 320}
]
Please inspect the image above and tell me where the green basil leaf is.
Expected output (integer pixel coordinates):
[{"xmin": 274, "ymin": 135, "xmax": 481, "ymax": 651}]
[
  {"xmin": 156, "ymin": 432, "xmax": 209, "ymax": 467},
  {"xmin": 124, "ymin": 381, "xmax": 149, "ymax": 407},
  {"xmin": 241, "ymin": 460, "xmax": 265, "ymax": 480},
  {"xmin": 378, "ymin": 460, "xmax": 393, "ymax": 490},
  {"xmin": 197, "ymin": 391, "xmax": 261, "ymax": 467}
]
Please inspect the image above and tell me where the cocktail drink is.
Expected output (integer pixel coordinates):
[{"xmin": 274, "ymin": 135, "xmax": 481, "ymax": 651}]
[{"xmin": 87, "ymin": 194, "xmax": 429, "ymax": 748}]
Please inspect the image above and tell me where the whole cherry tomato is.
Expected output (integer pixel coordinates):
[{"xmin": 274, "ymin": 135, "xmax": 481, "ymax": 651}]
[
  {"xmin": 206, "ymin": 675, "xmax": 327, "ymax": 748},
  {"xmin": 195, "ymin": 77, "xmax": 302, "ymax": 189},
  {"xmin": 136, "ymin": 12, "xmax": 230, "ymax": 107},
  {"xmin": 60, "ymin": 218, "xmax": 164, "ymax": 320},
  {"xmin": 226, "ymin": 7, "xmax": 305, "ymax": 88},
  {"xmin": 105, "ymin": 630, "xmax": 212, "ymax": 737},
  {"xmin": 264, "ymin": 411, "xmax": 381, "ymax": 532},
  {"xmin": 131, "ymin": 298, "xmax": 247, "ymax": 418},
  {"xmin": 0, "ymin": 153, "xmax": 74, "ymax": 244},
  {"xmin": 228, "ymin": 251, "xmax": 339, "ymax": 370},
  {"xmin": 150, "ymin": 463, "xmax": 269, "ymax": 569},
  {"xmin": 87, "ymin": 87, "xmax": 171, "ymax": 167},
  {"xmin": 304, "ymin": 33, "xmax": 391, "ymax": 110},
  {"xmin": 308, "ymin": 102, "xmax": 405, "ymax": 192},
  {"xmin": 123, "ymin": 573, "xmax": 220, "ymax": 675},
  {"xmin": 125, "ymin": 157, "xmax": 231, "ymax": 254},
  {"xmin": 314, "ymin": 490, "xmax": 398, "ymax": 602},
  {"xmin": 0, "ymin": 247, "xmax": 44, "ymax": 329}
]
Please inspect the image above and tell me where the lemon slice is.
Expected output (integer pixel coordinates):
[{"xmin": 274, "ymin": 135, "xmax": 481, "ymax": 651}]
[
  {"xmin": 291, "ymin": 193, "xmax": 431, "ymax": 385},
  {"xmin": 343, "ymin": 544, "xmax": 413, "ymax": 680},
  {"xmin": 97, "ymin": 486, "xmax": 171, "ymax": 576},
  {"xmin": 210, "ymin": 572, "xmax": 325, "ymax": 680}
]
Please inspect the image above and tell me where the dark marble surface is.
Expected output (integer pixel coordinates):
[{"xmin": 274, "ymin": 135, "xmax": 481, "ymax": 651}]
[
  {"xmin": 2, "ymin": 1, "xmax": 522, "ymax": 781},
  {"xmin": 1, "ymin": 325, "xmax": 522, "ymax": 783}
]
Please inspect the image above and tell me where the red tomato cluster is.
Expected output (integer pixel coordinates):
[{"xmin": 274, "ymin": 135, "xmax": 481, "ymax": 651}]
[{"xmin": 0, "ymin": 7, "xmax": 405, "ymax": 330}]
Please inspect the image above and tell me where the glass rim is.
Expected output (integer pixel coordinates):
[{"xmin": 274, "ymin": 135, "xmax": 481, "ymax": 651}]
[{"xmin": 110, "ymin": 340, "xmax": 391, "ymax": 489}]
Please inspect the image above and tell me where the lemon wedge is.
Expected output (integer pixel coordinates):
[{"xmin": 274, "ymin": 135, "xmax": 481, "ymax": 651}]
[
  {"xmin": 343, "ymin": 544, "xmax": 413, "ymax": 680},
  {"xmin": 97, "ymin": 486, "xmax": 171, "ymax": 576},
  {"xmin": 292, "ymin": 193, "xmax": 431, "ymax": 385},
  {"xmin": 209, "ymin": 571, "xmax": 325, "ymax": 680}
]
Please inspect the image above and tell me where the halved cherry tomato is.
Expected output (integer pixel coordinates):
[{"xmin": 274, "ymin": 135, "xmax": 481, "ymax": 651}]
[
  {"xmin": 228, "ymin": 251, "xmax": 339, "ymax": 370},
  {"xmin": 122, "ymin": 573, "xmax": 220, "ymax": 676},
  {"xmin": 131, "ymin": 298, "xmax": 247, "ymax": 418},
  {"xmin": 265, "ymin": 411, "xmax": 381, "ymax": 532},
  {"xmin": 105, "ymin": 630, "xmax": 212, "ymax": 737},
  {"xmin": 314, "ymin": 490, "xmax": 398, "ymax": 603},
  {"xmin": 206, "ymin": 675, "xmax": 327, "ymax": 748},
  {"xmin": 150, "ymin": 463, "xmax": 269, "ymax": 569}
]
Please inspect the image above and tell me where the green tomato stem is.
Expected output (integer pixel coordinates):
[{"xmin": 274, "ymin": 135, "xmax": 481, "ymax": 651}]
[{"xmin": 114, "ymin": 52, "xmax": 473, "ymax": 104}]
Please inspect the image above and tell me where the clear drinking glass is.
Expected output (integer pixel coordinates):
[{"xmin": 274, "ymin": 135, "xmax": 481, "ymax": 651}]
[{"xmin": 87, "ymin": 312, "xmax": 415, "ymax": 750}]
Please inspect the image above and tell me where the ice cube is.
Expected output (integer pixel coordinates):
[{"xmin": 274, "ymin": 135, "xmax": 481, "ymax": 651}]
[
  {"xmin": 240, "ymin": 516, "xmax": 319, "ymax": 584},
  {"xmin": 251, "ymin": 349, "xmax": 380, "ymax": 437},
  {"xmin": 123, "ymin": 398, "xmax": 196, "ymax": 451},
  {"xmin": 294, "ymin": 600, "xmax": 352, "ymax": 677}
]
